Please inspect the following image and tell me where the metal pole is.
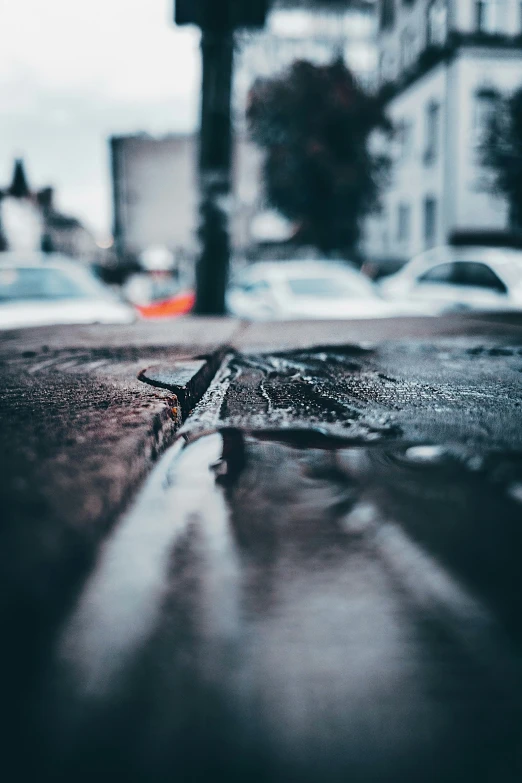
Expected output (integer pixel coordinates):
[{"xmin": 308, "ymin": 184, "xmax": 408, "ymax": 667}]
[{"xmin": 194, "ymin": 28, "xmax": 234, "ymax": 315}]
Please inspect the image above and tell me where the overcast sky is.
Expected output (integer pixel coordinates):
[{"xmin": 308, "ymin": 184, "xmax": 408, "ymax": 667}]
[{"xmin": 0, "ymin": 0, "xmax": 201, "ymax": 238}]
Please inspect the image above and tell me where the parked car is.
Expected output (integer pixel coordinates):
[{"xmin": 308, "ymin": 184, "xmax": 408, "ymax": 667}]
[
  {"xmin": 0, "ymin": 253, "xmax": 135, "ymax": 330},
  {"xmin": 133, "ymin": 291, "xmax": 195, "ymax": 319},
  {"xmin": 226, "ymin": 260, "xmax": 423, "ymax": 320},
  {"xmin": 380, "ymin": 246, "xmax": 522, "ymax": 314}
]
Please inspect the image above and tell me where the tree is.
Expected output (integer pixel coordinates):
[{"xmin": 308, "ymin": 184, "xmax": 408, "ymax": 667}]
[
  {"xmin": 247, "ymin": 58, "xmax": 391, "ymax": 257},
  {"xmin": 482, "ymin": 87, "xmax": 522, "ymax": 230}
]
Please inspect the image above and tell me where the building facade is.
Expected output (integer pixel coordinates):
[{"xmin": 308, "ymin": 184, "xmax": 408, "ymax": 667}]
[
  {"xmin": 111, "ymin": 134, "xmax": 198, "ymax": 262},
  {"xmin": 365, "ymin": 0, "xmax": 522, "ymax": 264},
  {"xmin": 0, "ymin": 159, "xmax": 96, "ymax": 260},
  {"xmin": 110, "ymin": 133, "xmax": 267, "ymax": 265}
]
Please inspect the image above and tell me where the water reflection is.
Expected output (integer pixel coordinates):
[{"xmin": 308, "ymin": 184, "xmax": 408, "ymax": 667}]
[
  {"xmin": 57, "ymin": 435, "xmax": 231, "ymax": 697},
  {"xmin": 32, "ymin": 429, "xmax": 522, "ymax": 782}
]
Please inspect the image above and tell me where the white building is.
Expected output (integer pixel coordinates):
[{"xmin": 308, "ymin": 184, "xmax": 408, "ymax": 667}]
[
  {"xmin": 111, "ymin": 134, "xmax": 198, "ymax": 260},
  {"xmin": 365, "ymin": 0, "xmax": 522, "ymax": 264},
  {"xmin": 110, "ymin": 133, "xmax": 267, "ymax": 262},
  {"xmin": 0, "ymin": 159, "xmax": 96, "ymax": 260}
]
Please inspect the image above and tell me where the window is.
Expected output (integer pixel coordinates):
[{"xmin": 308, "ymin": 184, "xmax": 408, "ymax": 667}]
[
  {"xmin": 475, "ymin": 1, "xmax": 504, "ymax": 34},
  {"xmin": 418, "ymin": 263, "xmax": 454, "ymax": 284},
  {"xmin": 454, "ymin": 262, "xmax": 507, "ymax": 292},
  {"xmin": 423, "ymin": 197, "xmax": 437, "ymax": 247},
  {"xmin": 235, "ymin": 278, "xmax": 271, "ymax": 295},
  {"xmin": 427, "ymin": 0, "xmax": 448, "ymax": 46},
  {"xmin": 380, "ymin": 0, "xmax": 395, "ymax": 31},
  {"xmin": 397, "ymin": 203, "xmax": 411, "ymax": 242},
  {"xmin": 472, "ymin": 88, "xmax": 500, "ymax": 147},
  {"xmin": 379, "ymin": 53, "xmax": 387, "ymax": 84},
  {"xmin": 424, "ymin": 101, "xmax": 440, "ymax": 164},
  {"xmin": 396, "ymin": 119, "xmax": 414, "ymax": 161},
  {"xmin": 400, "ymin": 28, "xmax": 416, "ymax": 71},
  {"xmin": 0, "ymin": 267, "xmax": 105, "ymax": 302},
  {"xmin": 417, "ymin": 260, "xmax": 508, "ymax": 292},
  {"xmin": 287, "ymin": 275, "xmax": 374, "ymax": 299},
  {"xmin": 379, "ymin": 51, "xmax": 399, "ymax": 85},
  {"xmin": 381, "ymin": 206, "xmax": 390, "ymax": 249}
]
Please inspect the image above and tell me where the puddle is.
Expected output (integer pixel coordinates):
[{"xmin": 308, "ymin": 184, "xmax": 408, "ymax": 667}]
[
  {"xmin": 38, "ymin": 423, "xmax": 522, "ymax": 782},
  {"xmin": 403, "ymin": 445, "xmax": 449, "ymax": 465}
]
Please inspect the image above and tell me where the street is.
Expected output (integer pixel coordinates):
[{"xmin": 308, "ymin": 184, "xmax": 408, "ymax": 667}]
[
  {"xmin": 1, "ymin": 315, "xmax": 522, "ymax": 781},
  {"xmin": 2, "ymin": 0, "xmax": 522, "ymax": 779}
]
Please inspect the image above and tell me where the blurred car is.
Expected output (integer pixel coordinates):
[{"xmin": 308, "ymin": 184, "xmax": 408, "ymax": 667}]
[
  {"xmin": 226, "ymin": 260, "xmax": 423, "ymax": 320},
  {"xmin": 380, "ymin": 246, "xmax": 522, "ymax": 314},
  {"xmin": 0, "ymin": 252, "xmax": 135, "ymax": 330},
  {"xmin": 123, "ymin": 271, "xmax": 194, "ymax": 319},
  {"xmin": 134, "ymin": 291, "xmax": 195, "ymax": 319}
]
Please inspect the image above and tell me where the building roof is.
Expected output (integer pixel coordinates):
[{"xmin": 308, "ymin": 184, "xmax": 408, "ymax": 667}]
[{"xmin": 8, "ymin": 159, "xmax": 31, "ymax": 199}]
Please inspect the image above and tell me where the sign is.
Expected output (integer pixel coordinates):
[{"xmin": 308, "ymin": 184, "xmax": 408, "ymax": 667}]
[{"xmin": 175, "ymin": 0, "xmax": 269, "ymax": 30}]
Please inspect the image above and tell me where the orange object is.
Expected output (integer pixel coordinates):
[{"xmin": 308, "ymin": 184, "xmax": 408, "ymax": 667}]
[{"xmin": 135, "ymin": 291, "xmax": 195, "ymax": 319}]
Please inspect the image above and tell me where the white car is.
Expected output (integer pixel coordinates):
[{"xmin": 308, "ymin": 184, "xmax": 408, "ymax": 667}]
[
  {"xmin": 0, "ymin": 253, "xmax": 136, "ymax": 330},
  {"xmin": 380, "ymin": 246, "xmax": 522, "ymax": 315},
  {"xmin": 227, "ymin": 260, "xmax": 422, "ymax": 321}
]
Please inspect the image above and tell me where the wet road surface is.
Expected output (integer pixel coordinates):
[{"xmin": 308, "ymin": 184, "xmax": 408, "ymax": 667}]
[{"xmin": 2, "ymin": 338, "xmax": 522, "ymax": 781}]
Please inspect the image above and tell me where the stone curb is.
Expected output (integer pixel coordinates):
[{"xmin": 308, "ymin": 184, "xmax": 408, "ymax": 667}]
[{"xmin": 138, "ymin": 348, "xmax": 230, "ymax": 420}]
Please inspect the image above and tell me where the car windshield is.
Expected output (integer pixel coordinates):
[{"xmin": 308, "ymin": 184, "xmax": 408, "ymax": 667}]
[
  {"xmin": 0, "ymin": 266, "xmax": 109, "ymax": 303},
  {"xmin": 287, "ymin": 276, "xmax": 372, "ymax": 299}
]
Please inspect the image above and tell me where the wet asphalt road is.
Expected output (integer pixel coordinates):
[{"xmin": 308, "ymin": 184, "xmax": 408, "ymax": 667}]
[
  {"xmin": 1, "ymin": 327, "xmax": 522, "ymax": 781},
  {"xmin": 45, "ymin": 430, "xmax": 522, "ymax": 783}
]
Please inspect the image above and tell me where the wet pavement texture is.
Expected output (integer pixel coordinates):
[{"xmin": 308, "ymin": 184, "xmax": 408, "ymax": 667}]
[
  {"xmin": 179, "ymin": 341, "xmax": 522, "ymax": 450},
  {"xmin": 1, "ymin": 329, "xmax": 522, "ymax": 781}
]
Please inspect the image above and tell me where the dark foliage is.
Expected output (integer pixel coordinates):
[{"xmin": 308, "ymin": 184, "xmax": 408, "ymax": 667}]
[
  {"xmin": 247, "ymin": 58, "xmax": 391, "ymax": 255},
  {"xmin": 482, "ymin": 87, "xmax": 522, "ymax": 229}
]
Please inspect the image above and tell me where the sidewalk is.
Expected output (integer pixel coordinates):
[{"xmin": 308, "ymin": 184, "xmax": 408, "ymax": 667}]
[
  {"xmin": 2, "ymin": 313, "xmax": 520, "ymax": 535},
  {"xmin": 1, "ymin": 313, "xmax": 522, "ymax": 781}
]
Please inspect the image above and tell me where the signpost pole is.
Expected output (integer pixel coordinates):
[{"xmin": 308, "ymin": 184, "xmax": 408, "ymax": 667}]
[
  {"xmin": 195, "ymin": 26, "xmax": 234, "ymax": 315},
  {"xmin": 175, "ymin": 1, "xmax": 268, "ymax": 315}
]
